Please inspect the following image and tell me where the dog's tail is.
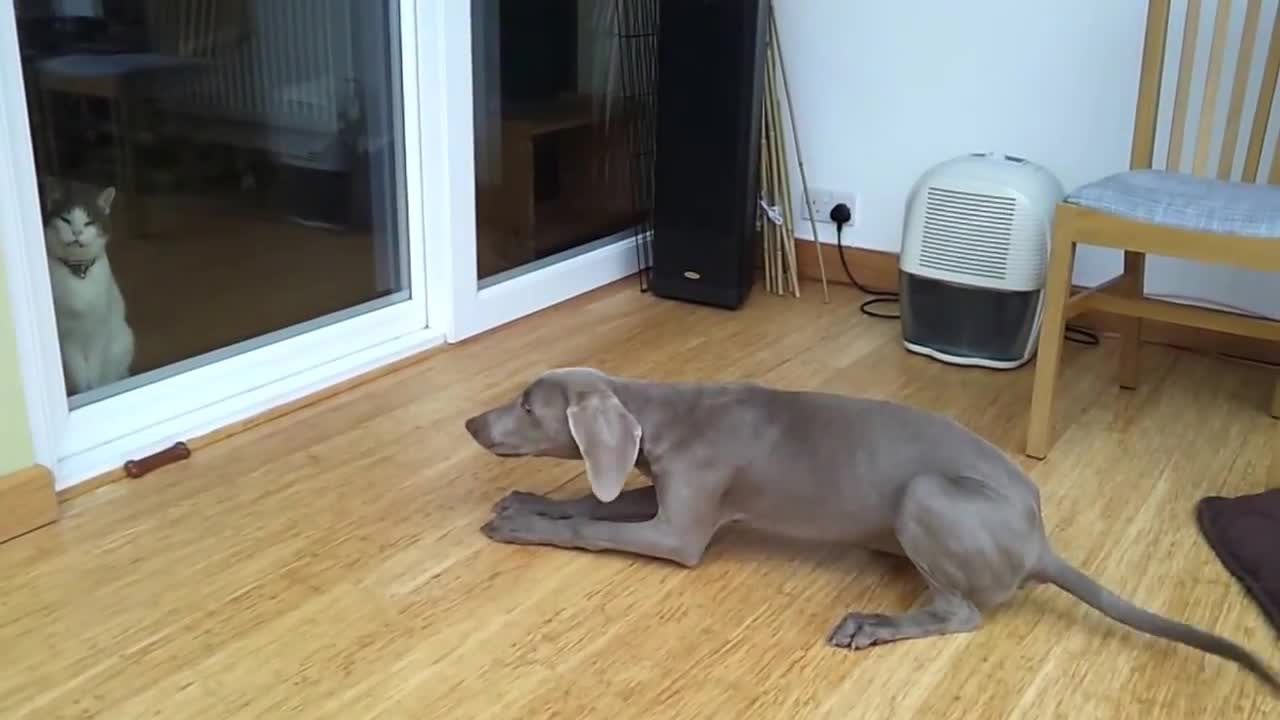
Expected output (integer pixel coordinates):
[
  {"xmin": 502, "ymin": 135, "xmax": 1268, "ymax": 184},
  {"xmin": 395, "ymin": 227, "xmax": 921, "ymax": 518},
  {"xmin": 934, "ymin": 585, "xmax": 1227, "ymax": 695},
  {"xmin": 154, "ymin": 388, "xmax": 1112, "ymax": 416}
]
[{"xmin": 1035, "ymin": 550, "xmax": 1279, "ymax": 693}]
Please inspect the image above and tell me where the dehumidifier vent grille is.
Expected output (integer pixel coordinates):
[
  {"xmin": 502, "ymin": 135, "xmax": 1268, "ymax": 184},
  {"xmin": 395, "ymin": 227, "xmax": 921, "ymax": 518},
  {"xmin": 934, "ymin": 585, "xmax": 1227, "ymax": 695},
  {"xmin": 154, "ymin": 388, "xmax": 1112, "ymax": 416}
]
[{"xmin": 919, "ymin": 187, "xmax": 1016, "ymax": 281}]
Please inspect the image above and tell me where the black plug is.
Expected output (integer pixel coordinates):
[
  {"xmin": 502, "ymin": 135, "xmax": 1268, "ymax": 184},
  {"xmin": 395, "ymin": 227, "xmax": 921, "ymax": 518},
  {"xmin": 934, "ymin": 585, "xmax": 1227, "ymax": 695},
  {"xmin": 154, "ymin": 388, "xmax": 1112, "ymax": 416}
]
[
  {"xmin": 828, "ymin": 200, "xmax": 859, "ymax": 289},
  {"xmin": 829, "ymin": 202, "xmax": 852, "ymax": 233}
]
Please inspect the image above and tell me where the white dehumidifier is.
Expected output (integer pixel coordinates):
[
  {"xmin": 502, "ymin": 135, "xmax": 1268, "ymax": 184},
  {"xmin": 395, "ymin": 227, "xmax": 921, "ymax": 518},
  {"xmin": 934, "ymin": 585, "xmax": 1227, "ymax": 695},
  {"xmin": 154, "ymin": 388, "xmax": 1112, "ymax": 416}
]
[{"xmin": 898, "ymin": 152, "xmax": 1065, "ymax": 369}]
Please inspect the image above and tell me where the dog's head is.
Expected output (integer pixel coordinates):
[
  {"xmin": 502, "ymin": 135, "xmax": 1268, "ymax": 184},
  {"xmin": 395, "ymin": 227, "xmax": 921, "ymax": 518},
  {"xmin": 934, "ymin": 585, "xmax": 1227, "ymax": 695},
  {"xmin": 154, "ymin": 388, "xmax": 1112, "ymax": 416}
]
[{"xmin": 464, "ymin": 367, "xmax": 641, "ymax": 502}]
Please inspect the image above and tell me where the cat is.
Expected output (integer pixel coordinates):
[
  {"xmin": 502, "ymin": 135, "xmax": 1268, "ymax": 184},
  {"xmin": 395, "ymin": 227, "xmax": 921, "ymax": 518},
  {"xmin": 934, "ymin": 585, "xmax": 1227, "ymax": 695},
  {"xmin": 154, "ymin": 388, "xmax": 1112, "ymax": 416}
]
[{"xmin": 41, "ymin": 178, "xmax": 136, "ymax": 396}]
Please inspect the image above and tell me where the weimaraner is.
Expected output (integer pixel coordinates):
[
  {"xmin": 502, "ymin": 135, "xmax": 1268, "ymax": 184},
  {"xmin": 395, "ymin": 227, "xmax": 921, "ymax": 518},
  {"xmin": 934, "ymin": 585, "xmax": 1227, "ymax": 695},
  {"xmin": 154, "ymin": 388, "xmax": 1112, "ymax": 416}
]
[{"xmin": 463, "ymin": 367, "xmax": 1278, "ymax": 691}]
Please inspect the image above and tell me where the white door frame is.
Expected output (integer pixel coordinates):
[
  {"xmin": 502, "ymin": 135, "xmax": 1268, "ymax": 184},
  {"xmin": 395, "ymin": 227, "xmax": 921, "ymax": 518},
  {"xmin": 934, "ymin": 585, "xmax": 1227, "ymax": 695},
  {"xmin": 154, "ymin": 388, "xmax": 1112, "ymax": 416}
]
[
  {"xmin": 0, "ymin": 4, "xmax": 68, "ymax": 471},
  {"xmin": 0, "ymin": 0, "xmax": 647, "ymax": 492}
]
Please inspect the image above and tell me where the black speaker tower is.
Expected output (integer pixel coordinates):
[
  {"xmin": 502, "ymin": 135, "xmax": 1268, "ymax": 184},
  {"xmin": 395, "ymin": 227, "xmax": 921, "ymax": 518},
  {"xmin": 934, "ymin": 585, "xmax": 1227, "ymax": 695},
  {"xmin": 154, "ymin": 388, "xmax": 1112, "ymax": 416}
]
[{"xmin": 648, "ymin": 0, "xmax": 769, "ymax": 309}]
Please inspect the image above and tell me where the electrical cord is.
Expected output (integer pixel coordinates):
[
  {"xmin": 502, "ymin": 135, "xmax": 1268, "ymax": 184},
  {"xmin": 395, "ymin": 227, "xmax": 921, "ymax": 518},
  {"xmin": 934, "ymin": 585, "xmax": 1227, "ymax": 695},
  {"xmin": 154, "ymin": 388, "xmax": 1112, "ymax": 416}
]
[
  {"xmin": 830, "ymin": 202, "xmax": 900, "ymax": 319},
  {"xmin": 827, "ymin": 202, "xmax": 1099, "ymax": 346},
  {"xmin": 1065, "ymin": 325, "xmax": 1100, "ymax": 346}
]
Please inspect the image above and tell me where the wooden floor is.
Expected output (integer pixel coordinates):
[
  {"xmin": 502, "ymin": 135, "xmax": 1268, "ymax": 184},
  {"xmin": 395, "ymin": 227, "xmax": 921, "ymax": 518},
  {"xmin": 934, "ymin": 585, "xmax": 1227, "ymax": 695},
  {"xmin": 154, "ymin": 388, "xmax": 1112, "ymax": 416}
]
[{"xmin": 2, "ymin": 280, "xmax": 1277, "ymax": 719}]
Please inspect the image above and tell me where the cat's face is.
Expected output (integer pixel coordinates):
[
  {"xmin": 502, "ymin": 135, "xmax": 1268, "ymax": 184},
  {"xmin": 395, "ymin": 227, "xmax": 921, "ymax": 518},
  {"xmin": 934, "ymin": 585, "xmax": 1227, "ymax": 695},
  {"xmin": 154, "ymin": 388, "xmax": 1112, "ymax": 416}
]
[{"xmin": 41, "ymin": 179, "xmax": 116, "ymax": 262}]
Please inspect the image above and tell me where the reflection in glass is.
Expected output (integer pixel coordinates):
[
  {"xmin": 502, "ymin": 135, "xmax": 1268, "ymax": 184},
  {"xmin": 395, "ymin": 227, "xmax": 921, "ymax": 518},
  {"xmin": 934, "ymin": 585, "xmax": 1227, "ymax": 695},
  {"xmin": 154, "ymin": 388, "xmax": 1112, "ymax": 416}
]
[
  {"xmin": 471, "ymin": 0, "xmax": 651, "ymax": 281},
  {"xmin": 15, "ymin": 0, "xmax": 409, "ymax": 406}
]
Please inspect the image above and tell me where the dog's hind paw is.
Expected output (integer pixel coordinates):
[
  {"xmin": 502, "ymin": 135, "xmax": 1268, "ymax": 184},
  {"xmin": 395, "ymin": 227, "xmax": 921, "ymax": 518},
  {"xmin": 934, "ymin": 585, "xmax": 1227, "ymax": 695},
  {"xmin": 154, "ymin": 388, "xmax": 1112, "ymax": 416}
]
[{"xmin": 827, "ymin": 599, "xmax": 980, "ymax": 650}]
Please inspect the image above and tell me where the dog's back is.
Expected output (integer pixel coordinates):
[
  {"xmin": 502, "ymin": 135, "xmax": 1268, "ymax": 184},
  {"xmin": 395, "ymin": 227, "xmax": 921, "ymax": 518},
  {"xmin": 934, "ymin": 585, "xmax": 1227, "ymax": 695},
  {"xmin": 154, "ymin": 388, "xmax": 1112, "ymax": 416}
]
[{"xmin": 654, "ymin": 383, "xmax": 1037, "ymax": 545}]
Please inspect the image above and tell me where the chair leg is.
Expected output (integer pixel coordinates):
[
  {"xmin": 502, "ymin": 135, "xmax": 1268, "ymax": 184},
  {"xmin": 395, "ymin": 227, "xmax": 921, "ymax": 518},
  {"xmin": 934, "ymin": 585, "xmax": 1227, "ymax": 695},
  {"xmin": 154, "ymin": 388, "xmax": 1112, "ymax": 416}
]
[
  {"xmin": 1118, "ymin": 251, "xmax": 1145, "ymax": 389},
  {"xmin": 1026, "ymin": 235, "xmax": 1077, "ymax": 459}
]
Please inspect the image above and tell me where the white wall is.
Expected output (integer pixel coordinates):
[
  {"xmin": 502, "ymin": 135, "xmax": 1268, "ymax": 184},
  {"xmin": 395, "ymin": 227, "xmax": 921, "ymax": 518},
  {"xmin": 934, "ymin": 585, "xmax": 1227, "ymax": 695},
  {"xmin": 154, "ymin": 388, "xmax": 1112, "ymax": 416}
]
[{"xmin": 775, "ymin": 0, "xmax": 1280, "ymax": 319}]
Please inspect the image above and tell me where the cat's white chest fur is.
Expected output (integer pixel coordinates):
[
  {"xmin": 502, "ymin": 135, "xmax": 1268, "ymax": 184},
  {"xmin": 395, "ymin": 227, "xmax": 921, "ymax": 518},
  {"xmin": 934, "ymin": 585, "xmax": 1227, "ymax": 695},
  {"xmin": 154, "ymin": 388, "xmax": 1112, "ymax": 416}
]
[
  {"xmin": 42, "ymin": 183, "xmax": 135, "ymax": 395},
  {"xmin": 49, "ymin": 253, "xmax": 135, "ymax": 395}
]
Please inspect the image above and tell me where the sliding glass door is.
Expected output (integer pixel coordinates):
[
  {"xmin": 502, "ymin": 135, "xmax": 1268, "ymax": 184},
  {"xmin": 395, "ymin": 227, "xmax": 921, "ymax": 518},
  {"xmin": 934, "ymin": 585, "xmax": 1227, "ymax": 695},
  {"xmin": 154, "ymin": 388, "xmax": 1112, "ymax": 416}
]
[
  {"xmin": 445, "ymin": 0, "xmax": 656, "ymax": 340},
  {"xmin": 2, "ymin": 0, "xmax": 441, "ymax": 486},
  {"xmin": 20, "ymin": 0, "xmax": 414, "ymax": 406}
]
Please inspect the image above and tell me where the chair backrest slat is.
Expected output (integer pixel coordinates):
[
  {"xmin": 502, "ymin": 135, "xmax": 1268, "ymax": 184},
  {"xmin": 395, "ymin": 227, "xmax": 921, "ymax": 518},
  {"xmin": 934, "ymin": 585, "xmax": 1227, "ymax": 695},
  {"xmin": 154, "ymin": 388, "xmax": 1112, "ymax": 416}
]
[
  {"xmin": 1218, "ymin": 0, "xmax": 1262, "ymax": 178},
  {"xmin": 1132, "ymin": 0, "xmax": 1172, "ymax": 169},
  {"xmin": 1243, "ymin": 4, "xmax": 1280, "ymax": 181},
  {"xmin": 1165, "ymin": 0, "xmax": 1202, "ymax": 172},
  {"xmin": 1135, "ymin": 0, "xmax": 1280, "ymax": 185},
  {"xmin": 1193, "ymin": 0, "xmax": 1232, "ymax": 175}
]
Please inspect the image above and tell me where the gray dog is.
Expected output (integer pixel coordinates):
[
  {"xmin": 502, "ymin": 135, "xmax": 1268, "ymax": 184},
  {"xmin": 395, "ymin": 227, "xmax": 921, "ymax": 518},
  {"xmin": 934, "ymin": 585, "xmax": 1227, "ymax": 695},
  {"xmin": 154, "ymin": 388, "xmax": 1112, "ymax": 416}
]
[{"xmin": 464, "ymin": 367, "xmax": 1278, "ymax": 691}]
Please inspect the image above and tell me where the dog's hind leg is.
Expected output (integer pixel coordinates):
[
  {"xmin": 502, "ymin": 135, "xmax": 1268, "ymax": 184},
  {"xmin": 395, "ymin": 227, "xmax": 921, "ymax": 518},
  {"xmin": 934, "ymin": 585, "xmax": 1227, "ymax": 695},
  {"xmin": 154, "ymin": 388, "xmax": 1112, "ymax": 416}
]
[
  {"xmin": 828, "ymin": 591, "xmax": 979, "ymax": 649},
  {"xmin": 828, "ymin": 472, "xmax": 1039, "ymax": 650}
]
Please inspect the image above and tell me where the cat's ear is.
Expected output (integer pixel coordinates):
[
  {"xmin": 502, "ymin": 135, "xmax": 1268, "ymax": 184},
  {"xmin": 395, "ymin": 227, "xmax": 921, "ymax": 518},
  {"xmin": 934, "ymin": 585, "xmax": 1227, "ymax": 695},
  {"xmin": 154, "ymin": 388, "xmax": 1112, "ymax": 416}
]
[{"xmin": 96, "ymin": 187, "xmax": 117, "ymax": 215}]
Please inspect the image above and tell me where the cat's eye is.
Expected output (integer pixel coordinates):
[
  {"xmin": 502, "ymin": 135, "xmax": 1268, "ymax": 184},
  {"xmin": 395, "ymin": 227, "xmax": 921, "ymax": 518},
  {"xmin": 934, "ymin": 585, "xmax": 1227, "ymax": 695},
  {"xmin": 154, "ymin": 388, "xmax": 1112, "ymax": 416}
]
[
  {"xmin": 82, "ymin": 220, "xmax": 95, "ymax": 227},
  {"xmin": 56, "ymin": 215, "xmax": 70, "ymax": 225}
]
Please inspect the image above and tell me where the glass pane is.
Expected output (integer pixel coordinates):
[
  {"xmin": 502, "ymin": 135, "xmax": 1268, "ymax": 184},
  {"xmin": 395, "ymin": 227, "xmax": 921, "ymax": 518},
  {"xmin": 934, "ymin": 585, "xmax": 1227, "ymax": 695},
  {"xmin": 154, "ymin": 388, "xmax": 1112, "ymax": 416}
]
[
  {"xmin": 471, "ymin": 0, "xmax": 652, "ymax": 282},
  {"xmin": 14, "ymin": 0, "xmax": 410, "ymax": 407}
]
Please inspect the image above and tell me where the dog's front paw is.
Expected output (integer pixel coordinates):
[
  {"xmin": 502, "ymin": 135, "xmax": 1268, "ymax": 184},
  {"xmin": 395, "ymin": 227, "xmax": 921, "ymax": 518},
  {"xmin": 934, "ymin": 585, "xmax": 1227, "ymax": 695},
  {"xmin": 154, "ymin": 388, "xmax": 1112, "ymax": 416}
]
[
  {"xmin": 491, "ymin": 490, "xmax": 546, "ymax": 516},
  {"xmin": 491, "ymin": 490, "xmax": 579, "ymax": 519},
  {"xmin": 481, "ymin": 509, "xmax": 568, "ymax": 546},
  {"xmin": 827, "ymin": 612, "xmax": 896, "ymax": 650}
]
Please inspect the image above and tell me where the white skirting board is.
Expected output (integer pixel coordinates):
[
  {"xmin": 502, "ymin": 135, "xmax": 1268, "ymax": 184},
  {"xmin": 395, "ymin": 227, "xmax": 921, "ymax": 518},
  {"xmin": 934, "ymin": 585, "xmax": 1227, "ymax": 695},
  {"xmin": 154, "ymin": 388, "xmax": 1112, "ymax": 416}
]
[{"xmin": 54, "ymin": 328, "xmax": 445, "ymax": 491}]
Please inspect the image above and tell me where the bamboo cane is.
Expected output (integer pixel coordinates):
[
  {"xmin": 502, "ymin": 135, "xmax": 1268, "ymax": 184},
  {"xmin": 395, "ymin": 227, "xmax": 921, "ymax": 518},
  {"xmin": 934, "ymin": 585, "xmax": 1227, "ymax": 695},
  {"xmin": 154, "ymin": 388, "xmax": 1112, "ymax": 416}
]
[
  {"xmin": 769, "ymin": 5, "xmax": 829, "ymax": 302},
  {"xmin": 773, "ymin": 82, "xmax": 799, "ymax": 296},
  {"xmin": 752, "ymin": 125, "xmax": 773, "ymax": 292},
  {"xmin": 766, "ymin": 34, "xmax": 789, "ymax": 295},
  {"xmin": 760, "ymin": 41, "xmax": 777, "ymax": 294},
  {"xmin": 763, "ymin": 42, "xmax": 784, "ymax": 292},
  {"xmin": 759, "ymin": 128, "xmax": 775, "ymax": 293},
  {"xmin": 765, "ymin": 30, "xmax": 799, "ymax": 298},
  {"xmin": 762, "ymin": 34, "xmax": 778, "ymax": 295}
]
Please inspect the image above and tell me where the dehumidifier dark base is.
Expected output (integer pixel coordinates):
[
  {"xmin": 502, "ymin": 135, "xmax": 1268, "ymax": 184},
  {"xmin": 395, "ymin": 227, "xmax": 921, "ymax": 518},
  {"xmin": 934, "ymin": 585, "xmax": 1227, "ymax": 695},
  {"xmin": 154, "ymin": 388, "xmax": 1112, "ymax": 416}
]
[{"xmin": 897, "ymin": 271, "xmax": 1044, "ymax": 370}]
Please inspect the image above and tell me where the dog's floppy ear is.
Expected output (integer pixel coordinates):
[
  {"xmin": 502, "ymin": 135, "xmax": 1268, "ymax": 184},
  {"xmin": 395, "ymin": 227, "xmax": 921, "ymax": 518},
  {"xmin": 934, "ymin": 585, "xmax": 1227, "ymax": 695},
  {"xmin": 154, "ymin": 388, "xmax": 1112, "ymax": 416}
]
[{"xmin": 566, "ymin": 391, "xmax": 641, "ymax": 503}]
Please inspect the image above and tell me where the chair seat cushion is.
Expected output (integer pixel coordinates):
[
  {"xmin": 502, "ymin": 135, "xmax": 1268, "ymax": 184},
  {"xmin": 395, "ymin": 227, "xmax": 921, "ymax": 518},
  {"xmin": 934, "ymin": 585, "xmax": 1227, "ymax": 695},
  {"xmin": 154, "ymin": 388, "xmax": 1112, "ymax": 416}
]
[{"xmin": 1065, "ymin": 169, "xmax": 1280, "ymax": 238}]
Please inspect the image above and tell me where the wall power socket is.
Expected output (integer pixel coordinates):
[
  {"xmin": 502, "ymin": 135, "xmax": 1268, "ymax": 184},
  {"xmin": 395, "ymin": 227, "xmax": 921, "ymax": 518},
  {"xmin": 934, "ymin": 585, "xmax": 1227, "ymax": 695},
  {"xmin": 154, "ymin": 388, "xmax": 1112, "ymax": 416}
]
[{"xmin": 800, "ymin": 188, "xmax": 858, "ymax": 225}]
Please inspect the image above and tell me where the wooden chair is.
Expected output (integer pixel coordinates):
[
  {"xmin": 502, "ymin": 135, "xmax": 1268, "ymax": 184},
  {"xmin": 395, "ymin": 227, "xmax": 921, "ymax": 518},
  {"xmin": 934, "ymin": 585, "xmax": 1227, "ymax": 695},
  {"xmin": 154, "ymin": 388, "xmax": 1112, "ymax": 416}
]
[{"xmin": 1026, "ymin": 0, "xmax": 1280, "ymax": 459}]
